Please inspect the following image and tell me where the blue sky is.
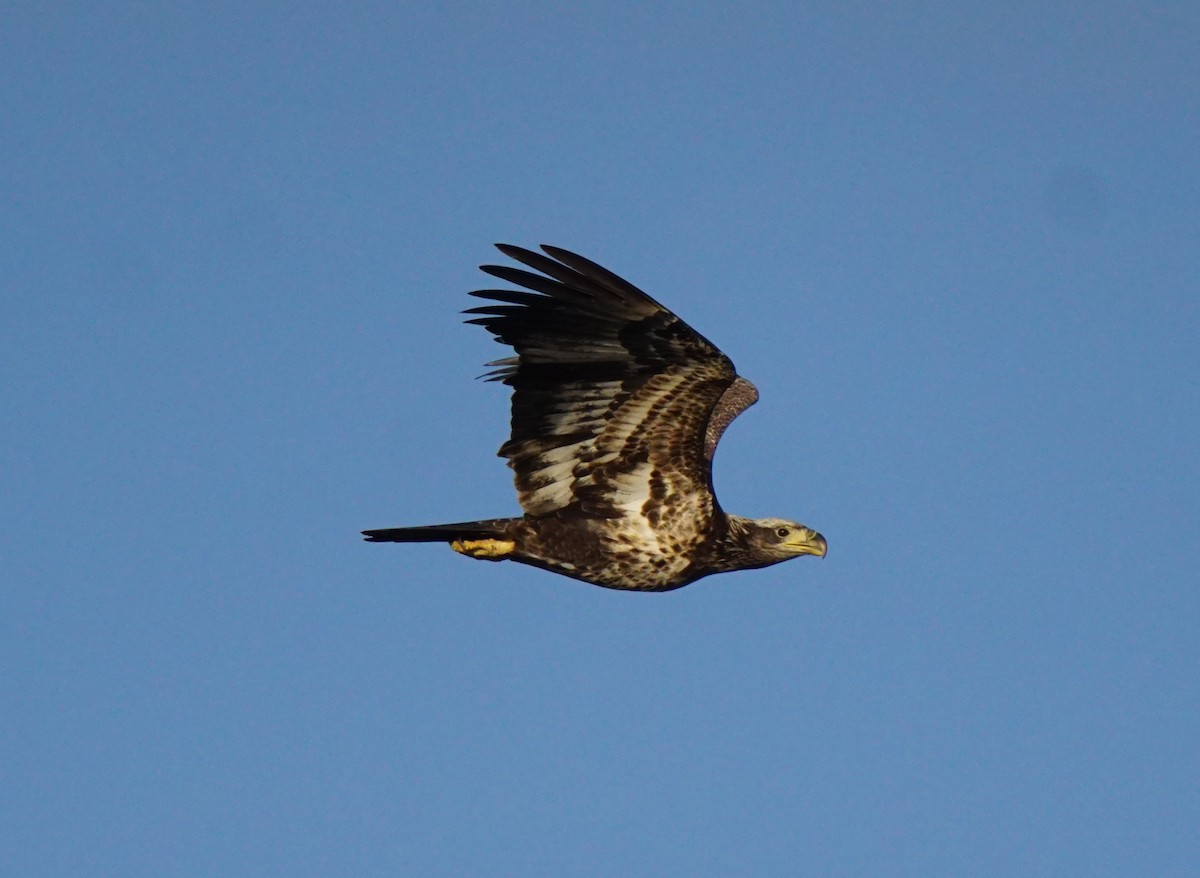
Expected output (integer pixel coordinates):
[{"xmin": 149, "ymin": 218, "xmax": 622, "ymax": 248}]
[{"xmin": 3, "ymin": 2, "xmax": 1197, "ymax": 875}]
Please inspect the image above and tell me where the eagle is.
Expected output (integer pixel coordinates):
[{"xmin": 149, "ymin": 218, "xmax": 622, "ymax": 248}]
[{"xmin": 363, "ymin": 244, "xmax": 826, "ymax": 591}]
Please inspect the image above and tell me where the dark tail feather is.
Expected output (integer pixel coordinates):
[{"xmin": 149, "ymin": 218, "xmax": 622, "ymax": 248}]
[{"xmin": 361, "ymin": 518, "xmax": 516, "ymax": 543}]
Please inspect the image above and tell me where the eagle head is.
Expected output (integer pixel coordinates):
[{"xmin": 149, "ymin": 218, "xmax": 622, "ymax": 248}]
[{"xmin": 746, "ymin": 517, "xmax": 828, "ymax": 561}]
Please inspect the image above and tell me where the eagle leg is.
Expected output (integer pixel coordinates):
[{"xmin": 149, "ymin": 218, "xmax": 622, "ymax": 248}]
[{"xmin": 451, "ymin": 538, "xmax": 517, "ymax": 561}]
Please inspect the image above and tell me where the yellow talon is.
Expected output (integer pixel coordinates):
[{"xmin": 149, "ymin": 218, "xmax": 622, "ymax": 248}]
[{"xmin": 451, "ymin": 538, "xmax": 516, "ymax": 560}]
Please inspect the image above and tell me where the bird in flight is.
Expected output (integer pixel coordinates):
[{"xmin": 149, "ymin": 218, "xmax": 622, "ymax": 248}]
[{"xmin": 363, "ymin": 244, "xmax": 826, "ymax": 591}]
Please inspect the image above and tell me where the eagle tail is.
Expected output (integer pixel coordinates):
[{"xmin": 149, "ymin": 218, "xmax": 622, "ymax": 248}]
[{"xmin": 361, "ymin": 518, "xmax": 516, "ymax": 543}]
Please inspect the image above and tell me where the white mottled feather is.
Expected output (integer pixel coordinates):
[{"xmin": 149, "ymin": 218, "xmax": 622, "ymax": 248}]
[{"xmin": 465, "ymin": 244, "xmax": 756, "ymax": 543}]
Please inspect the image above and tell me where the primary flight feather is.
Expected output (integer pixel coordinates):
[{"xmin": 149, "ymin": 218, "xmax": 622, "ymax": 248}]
[{"xmin": 363, "ymin": 244, "xmax": 826, "ymax": 591}]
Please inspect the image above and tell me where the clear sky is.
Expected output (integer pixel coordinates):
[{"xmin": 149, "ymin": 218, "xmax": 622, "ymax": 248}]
[{"xmin": 3, "ymin": 2, "xmax": 1197, "ymax": 875}]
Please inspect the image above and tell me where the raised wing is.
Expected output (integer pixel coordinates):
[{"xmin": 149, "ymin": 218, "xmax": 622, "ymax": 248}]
[{"xmin": 464, "ymin": 244, "xmax": 758, "ymax": 527}]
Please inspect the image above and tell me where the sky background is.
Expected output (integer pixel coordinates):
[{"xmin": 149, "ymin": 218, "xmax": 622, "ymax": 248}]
[{"xmin": 3, "ymin": 2, "xmax": 1198, "ymax": 875}]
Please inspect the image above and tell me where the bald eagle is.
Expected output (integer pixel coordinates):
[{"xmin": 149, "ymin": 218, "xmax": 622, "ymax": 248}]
[{"xmin": 363, "ymin": 244, "xmax": 826, "ymax": 591}]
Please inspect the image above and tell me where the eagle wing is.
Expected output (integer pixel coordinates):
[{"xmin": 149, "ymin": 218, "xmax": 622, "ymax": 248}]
[{"xmin": 464, "ymin": 244, "xmax": 758, "ymax": 534}]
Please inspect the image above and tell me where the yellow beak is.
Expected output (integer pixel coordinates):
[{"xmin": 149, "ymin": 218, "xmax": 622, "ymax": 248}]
[{"xmin": 786, "ymin": 528, "xmax": 827, "ymax": 558}]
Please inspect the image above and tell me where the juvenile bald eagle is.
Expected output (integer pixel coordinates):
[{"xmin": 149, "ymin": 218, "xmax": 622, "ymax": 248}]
[{"xmin": 363, "ymin": 244, "xmax": 826, "ymax": 591}]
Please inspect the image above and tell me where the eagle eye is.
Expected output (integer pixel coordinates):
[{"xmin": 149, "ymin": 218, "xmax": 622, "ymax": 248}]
[{"xmin": 775, "ymin": 527, "xmax": 790, "ymax": 538}]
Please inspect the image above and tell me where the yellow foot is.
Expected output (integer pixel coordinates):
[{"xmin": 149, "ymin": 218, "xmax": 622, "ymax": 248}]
[{"xmin": 451, "ymin": 538, "xmax": 516, "ymax": 561}]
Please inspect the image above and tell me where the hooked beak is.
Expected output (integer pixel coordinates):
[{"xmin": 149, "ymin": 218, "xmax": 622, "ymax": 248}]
[{"xmin": 786, "ymin": 528, "xmax": 828, "ymax": 559}]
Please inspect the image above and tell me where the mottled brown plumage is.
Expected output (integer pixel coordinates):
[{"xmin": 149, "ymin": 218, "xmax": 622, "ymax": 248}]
[{"xmin": 363, "ymin": 244, "xmax": 826, "ymax": 591}]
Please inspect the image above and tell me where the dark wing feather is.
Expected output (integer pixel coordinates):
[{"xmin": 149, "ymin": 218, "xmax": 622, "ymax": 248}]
[
  {"xmin": 705, "ymin": 376, "xmax": 759, "ymax": 461},
  {"xmin": 465, "ymin": 244, "xmax": 758, "ymax": 531}
]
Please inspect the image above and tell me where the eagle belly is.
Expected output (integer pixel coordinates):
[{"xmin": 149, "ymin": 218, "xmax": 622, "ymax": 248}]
[{"xmin": 511, "ymin": 491, "xmax": 714, "ymax": 592}]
